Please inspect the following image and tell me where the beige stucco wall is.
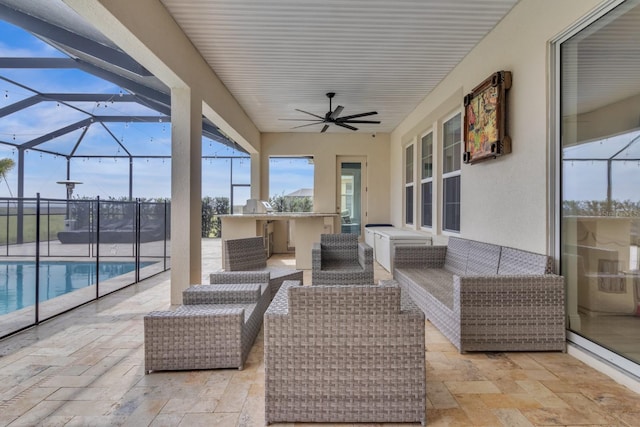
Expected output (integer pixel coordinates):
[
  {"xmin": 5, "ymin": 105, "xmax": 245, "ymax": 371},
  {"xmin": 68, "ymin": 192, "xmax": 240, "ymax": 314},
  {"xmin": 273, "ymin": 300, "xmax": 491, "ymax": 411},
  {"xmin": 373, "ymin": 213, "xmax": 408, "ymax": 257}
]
[
  {"xmin": 390, "ymin": 0, "xmax": 604, "ymax": 253},
  {"xmin": 261, "ymin": 133, "xmax": 391, "ymax": 226}
]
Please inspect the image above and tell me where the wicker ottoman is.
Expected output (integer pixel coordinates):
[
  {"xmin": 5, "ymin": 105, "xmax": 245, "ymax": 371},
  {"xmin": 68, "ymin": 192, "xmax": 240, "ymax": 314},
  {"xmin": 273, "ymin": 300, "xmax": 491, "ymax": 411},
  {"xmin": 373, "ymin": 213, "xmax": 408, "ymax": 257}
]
[{"xmin": 144, "ymin": 282, "xmax": 268, "ymax": 373}]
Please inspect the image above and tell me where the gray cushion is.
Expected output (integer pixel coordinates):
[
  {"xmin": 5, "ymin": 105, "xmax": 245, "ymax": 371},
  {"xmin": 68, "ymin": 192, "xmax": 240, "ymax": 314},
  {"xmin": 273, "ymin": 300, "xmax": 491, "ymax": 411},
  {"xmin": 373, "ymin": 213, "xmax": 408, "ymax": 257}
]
[
  {"xmin": 466, "ymin": 241, "xmax": 501, "ymax": 275},
  {"xmin": 498, "ymin": 247, "xmax": 553, "ymax": 275},
  {"xmin": 443, "ymin": 236, "xmax": 470, "ymax": 275}
]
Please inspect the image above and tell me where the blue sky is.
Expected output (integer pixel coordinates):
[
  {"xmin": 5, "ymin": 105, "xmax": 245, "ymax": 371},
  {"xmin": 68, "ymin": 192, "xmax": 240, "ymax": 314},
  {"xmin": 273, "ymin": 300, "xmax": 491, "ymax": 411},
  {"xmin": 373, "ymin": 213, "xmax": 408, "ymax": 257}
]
[
  {"xmin": 562, "ymin": 130, "xmax": 640, "ymax": 203},
  {"xmin": 0, "ymin": 21, "xmax": 313, "ymax": 203}
]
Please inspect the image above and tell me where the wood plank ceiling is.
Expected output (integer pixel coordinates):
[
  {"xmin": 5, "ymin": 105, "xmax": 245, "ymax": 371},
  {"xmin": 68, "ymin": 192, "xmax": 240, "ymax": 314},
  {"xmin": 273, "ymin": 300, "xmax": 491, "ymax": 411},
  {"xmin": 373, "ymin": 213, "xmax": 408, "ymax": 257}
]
[{"xmin": 160, "ymin": 0, "xmax": 520, "ymax": 133}]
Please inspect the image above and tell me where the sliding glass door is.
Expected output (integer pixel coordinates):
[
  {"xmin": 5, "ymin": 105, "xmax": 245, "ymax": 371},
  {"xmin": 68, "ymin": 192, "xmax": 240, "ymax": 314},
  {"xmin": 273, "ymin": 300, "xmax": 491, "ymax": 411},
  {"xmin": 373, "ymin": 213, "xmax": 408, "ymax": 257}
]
[{"xmin": 559, "ymin": 0, "xmax": 640, "ymax": 367}]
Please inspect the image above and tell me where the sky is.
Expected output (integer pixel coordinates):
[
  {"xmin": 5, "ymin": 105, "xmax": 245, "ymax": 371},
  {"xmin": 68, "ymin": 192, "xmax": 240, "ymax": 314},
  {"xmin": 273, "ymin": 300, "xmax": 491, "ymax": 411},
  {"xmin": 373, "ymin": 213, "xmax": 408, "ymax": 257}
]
[
  {"xmin": 0, "ymin": 20, "xmax": 313, "ymax": 203},
  {"xmin": 562, "ymin": 130, "xmax": 640, "ymax": 203}
]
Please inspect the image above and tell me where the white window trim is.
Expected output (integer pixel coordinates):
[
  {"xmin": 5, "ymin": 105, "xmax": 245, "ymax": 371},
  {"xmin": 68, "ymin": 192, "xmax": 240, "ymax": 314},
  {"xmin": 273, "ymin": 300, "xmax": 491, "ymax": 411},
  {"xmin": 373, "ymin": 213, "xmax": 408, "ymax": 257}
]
[
  {"xmin": 419, "ymin": 130, "xmax": 434, "ymax": 231},
  {"xmin": 441, "ymin": 111, "xmax": 462, "ymax": 234},
  {"xmin": 441, "ymin": 170, "xmax": 461, "ymax": 234},
  {"xmin": 404, "ymin": 142, "xmax": 416, "ymax": 227}
]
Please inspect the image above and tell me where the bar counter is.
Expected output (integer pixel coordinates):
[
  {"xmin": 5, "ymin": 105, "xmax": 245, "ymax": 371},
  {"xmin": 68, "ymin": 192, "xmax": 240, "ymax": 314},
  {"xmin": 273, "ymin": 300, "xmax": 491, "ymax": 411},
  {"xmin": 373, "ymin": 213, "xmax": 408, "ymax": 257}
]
[{"xmin": 220, "ymin": 213, "xmax": 338, "ymax": 269}]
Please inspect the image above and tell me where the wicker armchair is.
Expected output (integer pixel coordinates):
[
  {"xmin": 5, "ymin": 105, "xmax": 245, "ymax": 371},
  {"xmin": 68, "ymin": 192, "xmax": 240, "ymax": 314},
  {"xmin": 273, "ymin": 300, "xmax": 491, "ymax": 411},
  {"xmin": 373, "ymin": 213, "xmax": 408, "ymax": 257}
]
[
  {"xmin": 311, "ymin": 233, "xmax": 374, "ymax": 285},
  {"xmin": 220, "ymin": 237, "xmax": 303, "ymax": 298},
  {"xmin": 264, "ymin": 281, "xmax": 426, "ymax": 425}
]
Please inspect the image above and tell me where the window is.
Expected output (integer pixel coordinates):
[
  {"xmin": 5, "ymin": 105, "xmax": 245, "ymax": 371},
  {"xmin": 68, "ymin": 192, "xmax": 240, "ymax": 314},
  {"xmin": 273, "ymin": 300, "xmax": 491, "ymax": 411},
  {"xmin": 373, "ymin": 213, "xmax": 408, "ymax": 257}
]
[
  {"xmin": 268, "ymin": 157, "xmax": 314, "ymax": 212},
  {"xmin": 420, "ymin": 132, "xmax": 433, "ymax": 228},
  {"xmin": 442, "ymin": 113, "xmax": 461, "ymax": 232},
  {"xmin": 405, "ymin": 144, "xmax": 414, "ymax": 225}
]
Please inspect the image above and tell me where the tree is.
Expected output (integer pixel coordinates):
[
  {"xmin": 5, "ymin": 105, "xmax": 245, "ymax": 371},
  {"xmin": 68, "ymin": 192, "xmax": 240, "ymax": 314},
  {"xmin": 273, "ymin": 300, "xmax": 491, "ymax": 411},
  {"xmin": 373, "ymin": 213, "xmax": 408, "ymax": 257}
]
[
  {"xmin": 0, "ymin": 158, "xmax": 15, "ymax": 197},
  {"xmin": 202, "ymin": 196, "xmax": 230, "ymax": 237},
  {"xmin": 269, "ymin": 193, "xmax": 313, "ymax": 213}
]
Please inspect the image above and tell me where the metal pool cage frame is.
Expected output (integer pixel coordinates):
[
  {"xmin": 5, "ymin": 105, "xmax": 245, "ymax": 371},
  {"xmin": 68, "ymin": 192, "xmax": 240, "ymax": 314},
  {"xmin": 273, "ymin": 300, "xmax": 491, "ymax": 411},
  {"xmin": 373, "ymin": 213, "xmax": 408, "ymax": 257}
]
[{"xmin": 0, "ymin": 4, "xmax": 250, "ymax": 243}]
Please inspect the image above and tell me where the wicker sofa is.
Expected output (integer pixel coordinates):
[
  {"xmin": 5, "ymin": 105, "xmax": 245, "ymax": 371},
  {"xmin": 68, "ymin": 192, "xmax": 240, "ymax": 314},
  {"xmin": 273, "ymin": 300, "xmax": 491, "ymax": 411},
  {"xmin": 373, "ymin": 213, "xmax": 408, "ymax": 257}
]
[
  {"xmin": 144, "ymin": 275, "xmax": 269, "ymax": 373},
  {"xmin": 264, "ymin": 280, "xmax": 426, "ymax": 425},
  {"xmin": 393, "ymin": 236, "xmax": 566, "ymax": 352}
]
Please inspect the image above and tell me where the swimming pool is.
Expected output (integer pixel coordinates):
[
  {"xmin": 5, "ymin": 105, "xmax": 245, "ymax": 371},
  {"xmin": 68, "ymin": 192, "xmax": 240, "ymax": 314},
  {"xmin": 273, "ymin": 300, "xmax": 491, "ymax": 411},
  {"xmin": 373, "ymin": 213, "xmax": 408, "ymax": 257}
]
[{"xmin": 0, "ymin": 261, "xmax": 154, "ymax": 315}]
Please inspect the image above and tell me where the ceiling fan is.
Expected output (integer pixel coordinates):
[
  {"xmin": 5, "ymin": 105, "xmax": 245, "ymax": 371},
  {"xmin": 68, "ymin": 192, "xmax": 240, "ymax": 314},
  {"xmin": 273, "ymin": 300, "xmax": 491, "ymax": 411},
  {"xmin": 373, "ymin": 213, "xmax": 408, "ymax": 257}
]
[{"xmin": 281, "ymin": 92, "xmax": 380, "ymax": 132}]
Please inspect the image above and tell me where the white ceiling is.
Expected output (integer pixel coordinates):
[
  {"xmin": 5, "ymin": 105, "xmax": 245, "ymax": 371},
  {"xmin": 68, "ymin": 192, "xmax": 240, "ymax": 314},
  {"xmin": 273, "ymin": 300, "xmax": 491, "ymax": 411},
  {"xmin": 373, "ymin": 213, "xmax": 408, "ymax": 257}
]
[
  {"xmin": 1, "ymin": 0, "xmax": 520, "ymax": 135},
  {"xmin": 160, "ymin": 0, "xmax": 520, "ymax": 133}
]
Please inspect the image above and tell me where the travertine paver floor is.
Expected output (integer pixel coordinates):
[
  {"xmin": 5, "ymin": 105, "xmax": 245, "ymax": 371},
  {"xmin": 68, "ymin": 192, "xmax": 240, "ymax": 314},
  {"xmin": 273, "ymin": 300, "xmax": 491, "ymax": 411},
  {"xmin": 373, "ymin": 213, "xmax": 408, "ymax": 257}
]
[{"xmin": 1, "ymin": 239, "xmax": 639, "ymax": 426}]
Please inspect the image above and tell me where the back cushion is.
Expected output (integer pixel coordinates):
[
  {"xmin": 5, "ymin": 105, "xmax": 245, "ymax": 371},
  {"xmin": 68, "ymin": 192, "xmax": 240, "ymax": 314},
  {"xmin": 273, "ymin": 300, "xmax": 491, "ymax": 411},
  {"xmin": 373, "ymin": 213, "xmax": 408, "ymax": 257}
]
[
  {"xmin": 289, "ymin": 284, "xmax": 400, "ymax": 316},
  {"xmin": 443, "ymin": 237, "xmax": 470, "ymax": 275},
  {"xmin": 320, "ymin": 233, "xmax": 358, "ymax": 264},
  {"xmin": 498, "ymin": 247, "xmax": 553, "ymax": 275},
  {"xmin": 466, "ymin": 241, "xmax": 501, "ymax": 275},
  {"xmin": 224, "ymin": 237, "xmax": 267, "ymax": 270}
]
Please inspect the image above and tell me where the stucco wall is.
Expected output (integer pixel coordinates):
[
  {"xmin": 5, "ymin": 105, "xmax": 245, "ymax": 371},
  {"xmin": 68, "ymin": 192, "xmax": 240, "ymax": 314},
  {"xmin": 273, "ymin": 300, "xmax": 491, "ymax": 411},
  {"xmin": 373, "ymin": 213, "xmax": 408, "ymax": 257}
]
[
  {"xmin": 390, "ymin": 0, "xmax": 603, "ymax": 253},
  {"xmin": 261, "ymin": 132, "xmax": 391, "ymax": 226}
]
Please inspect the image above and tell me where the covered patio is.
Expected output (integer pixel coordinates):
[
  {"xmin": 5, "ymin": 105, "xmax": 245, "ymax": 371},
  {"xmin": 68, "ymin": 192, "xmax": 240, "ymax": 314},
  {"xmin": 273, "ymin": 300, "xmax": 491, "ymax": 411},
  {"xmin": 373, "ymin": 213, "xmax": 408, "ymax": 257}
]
[
  {"xmin": 1, "ymin": 239, "xmax": 639, "ymax": 426},
  {"xmin": 0, "ymin": 0, "xmax": 640, "ymax": 425}
]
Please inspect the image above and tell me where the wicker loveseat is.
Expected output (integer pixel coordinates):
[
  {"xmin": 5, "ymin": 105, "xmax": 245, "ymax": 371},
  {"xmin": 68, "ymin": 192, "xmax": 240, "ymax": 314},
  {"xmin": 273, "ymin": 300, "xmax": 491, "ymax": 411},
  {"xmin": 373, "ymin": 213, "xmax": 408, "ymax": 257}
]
[
  {"xmin": 393, "ymin": 236, "xmax": 566, "ymax": 353},
  {"xmin": 264, "ymin": 280, "xmax": 426, "ymax": 425},
  {"xmin": 144, "ymin": 275, "xmax": 269, "ymax": 373}
]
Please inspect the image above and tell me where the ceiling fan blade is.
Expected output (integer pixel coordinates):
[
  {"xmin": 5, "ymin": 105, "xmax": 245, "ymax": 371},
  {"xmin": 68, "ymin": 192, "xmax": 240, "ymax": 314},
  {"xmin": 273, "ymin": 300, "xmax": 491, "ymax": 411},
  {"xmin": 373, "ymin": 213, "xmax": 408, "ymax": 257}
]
[
  {"xmin": 279, "ymin": 118, "xmax": 323, "ymax": 122},
  {"xmin": 340, "ymin": 119, "xmax": 381, "ymax": 124},
  {"xmin": 336, "ymin": 111, "xmax": 378, "ymax": 120},
  {"xmin": 335, "ymin": 122, "xmax": 358, "ymax": 131},
  {"xmin": 321, "ymin": 124, "xmax": 329, "ymax": 133},
  {"xmin": 295, "ymin": 109, "xmax": 325, "ymax": 120},
  {"xmin": 291, "ymin": 121, "xmax": 324, "ymax": 129},
  {"xmin": 329, "ymin": 105, "xmax": 344, "ymax": 120}
]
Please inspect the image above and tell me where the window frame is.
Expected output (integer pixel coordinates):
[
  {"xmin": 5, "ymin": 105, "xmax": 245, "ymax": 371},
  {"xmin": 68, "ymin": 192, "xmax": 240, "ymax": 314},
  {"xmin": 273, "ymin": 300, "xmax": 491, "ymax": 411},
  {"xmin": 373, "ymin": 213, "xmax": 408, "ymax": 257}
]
[
  {"xmin": 420, "ymin": 131, "xmax": 434, "ymax": 230},
  {"xmin": 404, "ymin": 143, "xmax": 415, "ymax": 226},
  {"xmin": 441, "ymin": 111, "xmax": 462, "ymax": 234}
]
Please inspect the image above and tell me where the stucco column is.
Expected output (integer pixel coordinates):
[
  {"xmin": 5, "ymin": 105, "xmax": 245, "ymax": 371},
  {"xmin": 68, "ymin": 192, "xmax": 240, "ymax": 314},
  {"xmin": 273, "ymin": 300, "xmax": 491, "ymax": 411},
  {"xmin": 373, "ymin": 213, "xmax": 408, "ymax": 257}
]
[
  {"xmin": 250, "ymin": 152, "xmax": 261, "ymax": 199},
  {"xmin": 171, "ymin": 87, "xmax": 202, "ymax": 304}
]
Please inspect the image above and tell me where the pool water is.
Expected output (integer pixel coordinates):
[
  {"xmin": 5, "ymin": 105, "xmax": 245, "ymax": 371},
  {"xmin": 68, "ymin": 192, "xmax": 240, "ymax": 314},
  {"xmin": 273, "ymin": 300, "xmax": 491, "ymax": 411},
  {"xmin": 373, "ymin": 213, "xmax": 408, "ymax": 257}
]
[{"xmin": 0, "ymin": 261, "xmax": 154, "ymax": 315}]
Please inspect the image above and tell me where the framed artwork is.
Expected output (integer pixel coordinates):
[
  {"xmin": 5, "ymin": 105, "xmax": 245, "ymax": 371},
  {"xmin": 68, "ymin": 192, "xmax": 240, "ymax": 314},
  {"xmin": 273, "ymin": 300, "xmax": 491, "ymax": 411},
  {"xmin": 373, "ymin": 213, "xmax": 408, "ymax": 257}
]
[{"xmin": 463, "ymin": 70, "xmax": 512, "ymax": 164}]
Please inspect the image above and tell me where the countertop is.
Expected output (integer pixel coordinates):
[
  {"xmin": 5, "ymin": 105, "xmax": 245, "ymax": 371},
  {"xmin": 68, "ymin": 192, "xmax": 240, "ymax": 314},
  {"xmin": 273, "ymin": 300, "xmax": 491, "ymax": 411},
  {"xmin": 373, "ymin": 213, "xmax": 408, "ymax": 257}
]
[{"xmin": 220, "ymin": 212, "xmax": 338, "ymax": 219}]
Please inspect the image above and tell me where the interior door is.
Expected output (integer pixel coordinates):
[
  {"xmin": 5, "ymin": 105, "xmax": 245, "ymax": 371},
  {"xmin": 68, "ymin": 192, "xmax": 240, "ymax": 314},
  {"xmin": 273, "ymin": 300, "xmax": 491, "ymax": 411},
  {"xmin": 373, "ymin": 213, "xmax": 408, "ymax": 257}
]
[{"xmin": 337, "ymin": 157, "xmax": 367, "ymax": 238}]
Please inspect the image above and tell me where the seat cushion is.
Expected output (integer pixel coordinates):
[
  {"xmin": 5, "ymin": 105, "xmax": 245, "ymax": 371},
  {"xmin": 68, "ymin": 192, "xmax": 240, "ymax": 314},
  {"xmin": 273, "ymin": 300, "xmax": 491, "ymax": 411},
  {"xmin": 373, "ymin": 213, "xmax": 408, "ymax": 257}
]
[
  {"xmin": 320, "ymin": 260, "xmax": 362, "ymax": 271},
  {"xmin": 183, "ymin": 283, "xmax": 262, "ymax": 305},
  {"xmin": 395, "ymin": 267, "xmax": 455, "ymax": 310},
  {"xmin": 174, "ymin": 303, "xmax": 256, "ymax": 323}
]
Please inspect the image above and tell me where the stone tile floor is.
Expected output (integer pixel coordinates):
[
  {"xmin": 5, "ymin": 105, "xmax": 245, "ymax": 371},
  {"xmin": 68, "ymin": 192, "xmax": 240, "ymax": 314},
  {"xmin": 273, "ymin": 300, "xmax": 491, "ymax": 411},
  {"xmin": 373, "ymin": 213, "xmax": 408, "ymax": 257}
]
[{"xmin": 1, "ymin": 239, "xmax": 639, "ymax": 426}]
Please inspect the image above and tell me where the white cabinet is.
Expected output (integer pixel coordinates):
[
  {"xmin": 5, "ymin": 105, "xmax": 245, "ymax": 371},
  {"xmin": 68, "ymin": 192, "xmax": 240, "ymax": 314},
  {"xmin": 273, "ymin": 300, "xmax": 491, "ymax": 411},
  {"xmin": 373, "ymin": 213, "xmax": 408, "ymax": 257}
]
[
  {"xmin": 372, "ymin": 228, "xmax": 431, "ymax": 272},
  {"xmin": 365, "ymin": 226, "xmax": 394, "ymax": 249}
]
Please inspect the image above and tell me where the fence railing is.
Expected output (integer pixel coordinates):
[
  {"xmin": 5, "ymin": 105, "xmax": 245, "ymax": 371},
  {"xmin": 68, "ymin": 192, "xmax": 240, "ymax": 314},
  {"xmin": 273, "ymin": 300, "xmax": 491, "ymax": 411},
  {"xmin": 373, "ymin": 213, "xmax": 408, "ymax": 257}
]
[{"xmin": 0, "ymin": 195, "xmax": 171, "ymax": 339}]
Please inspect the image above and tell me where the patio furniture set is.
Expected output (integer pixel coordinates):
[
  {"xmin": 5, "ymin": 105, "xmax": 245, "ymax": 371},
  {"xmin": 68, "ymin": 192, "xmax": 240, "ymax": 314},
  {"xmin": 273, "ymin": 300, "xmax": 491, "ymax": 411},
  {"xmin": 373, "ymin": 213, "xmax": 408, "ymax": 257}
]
[{"xmin": 143, "ymin": 232, "xmax": 565, "ymax": 425}]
